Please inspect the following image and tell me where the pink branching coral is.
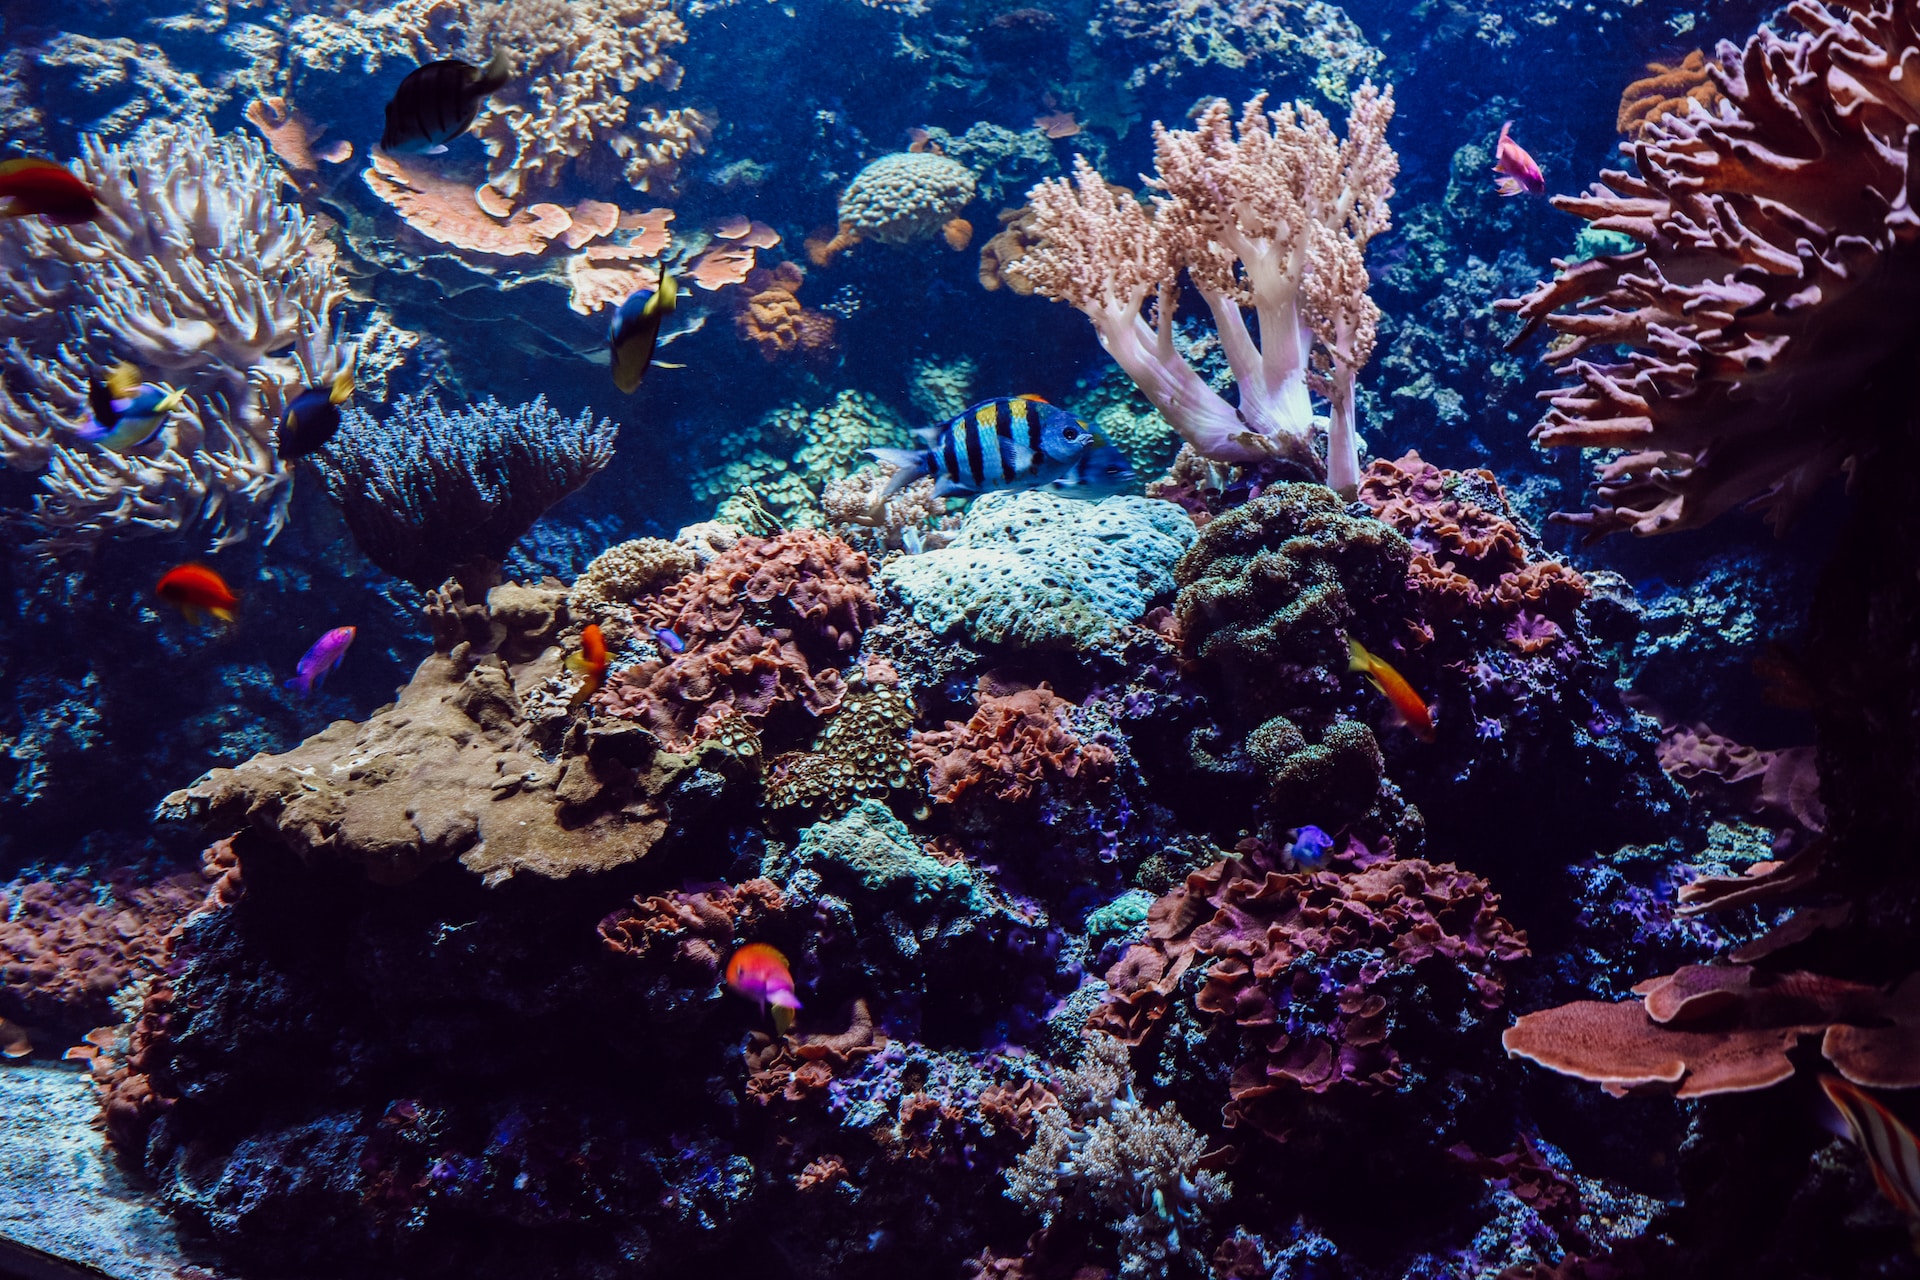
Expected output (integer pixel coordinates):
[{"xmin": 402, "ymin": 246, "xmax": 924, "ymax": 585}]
[
  {"xmin": 1499, "ymin": 2, "xmax": 1920, "ymax": 537},
  {"xmin": 596, "ymin": 529, "xmax": 876, "ymax": 747},
  {"xmin": 910, "ymin": 681, "xmax": 1117, "ymax": 805},
  {"xmin": 1023, "ymin": 87, "xmax": 1395, "ymax": 488},
  {"xmin": 1357, "ymin": 451, "xmax": 1588, "ymax": 650},
  {"xmin": 1094, "ymin": 844, "xmax": 1528, "ymax": 1140}
]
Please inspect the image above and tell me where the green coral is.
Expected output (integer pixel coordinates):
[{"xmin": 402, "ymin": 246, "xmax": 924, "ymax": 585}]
[
  {"xmin": 1072, "ymin": 375, "xmax": 1180, "ymax": 476},
  {"xmin": 695, "ymin": 391, "xmax": 911, "ymax": 528},
  {"xmin": 1084, "ymin": 889, "xmax": 1155, "ymax": 938},
  {"xmin": 881, "ymin": 491, "xmax": 1197, "ymax": 652},
  {"xmin": 772, "ymin": 800, "xmax": 985, "ymax": 910},
  {"xmin": 909, "ymin": 355, "xmax": 979, "ymax": 424},
  {"xmin": 1245, "ymin": 714, "xmax": 1383, "ymax": 827},
  {"xmin": 766, "ymin": 684, "xmax": 918, "ymax": 818},
  {"xmin": 917, "ymin": 122, "xmax": 1061, "ymax": 205}
]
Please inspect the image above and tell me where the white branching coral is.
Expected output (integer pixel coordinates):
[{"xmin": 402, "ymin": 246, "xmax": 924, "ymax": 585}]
[
  {"xmin": 0, "ymin": 119, "xmax": 349, "ymax": 555},
  {"xmin": 1007, "ymin": 1032, "xmax": 1229, "ymax": 1279},
  {"xmin": 1023, "ymin": 86, "xmax": 1395, "ymax": 491}
]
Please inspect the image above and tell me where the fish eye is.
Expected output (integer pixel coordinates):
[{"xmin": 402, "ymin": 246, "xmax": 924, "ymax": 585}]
[{"xmin": 1063, "ymin": 426, "xmax": 1079, "ymax": 439}]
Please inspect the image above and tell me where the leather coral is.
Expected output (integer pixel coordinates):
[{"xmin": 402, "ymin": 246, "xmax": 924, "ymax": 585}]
[{"xmin": 1500, "ymin": 0, "xmax": 1920, "ymax": 538}]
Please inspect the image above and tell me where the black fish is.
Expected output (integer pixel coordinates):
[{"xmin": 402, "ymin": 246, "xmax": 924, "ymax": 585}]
[
  {"xmin": 380, "ymin": 51, "xmax": 512, "ymax": 155},
  {"xmin": 278, "ymin": 368, "xmax": 355, "ymax": 460}
]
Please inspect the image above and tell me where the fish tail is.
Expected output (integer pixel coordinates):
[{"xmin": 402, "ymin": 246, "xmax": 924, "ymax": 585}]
[
  {"xmin": 771, "ymin": 1004, "xmax": 795, "ymax": 1036},
  {"xmin": 1347, "ymin": 637, "xmax": 1372, "ymax": 674},
  {"xmin": 284, "ymin": 674, "xmax": 311, "ymax": 697},
  {"xmin": 475, "ymin": 49, "xmax": 514, "ymax": 94},
  {"xmin": 329, "ymin": 367, "xmax": 356, "ymax": 405},
  {"xmin": 868, "ymin": 447, "xmax": 928, "ymax": 500},
  {"xmin": 211, "ymin": 606, "xmax": 236, "ymax": 624},
  {"xmin": 1494, "ymin": 177, "xmax": 1523, "ymax": 198}
]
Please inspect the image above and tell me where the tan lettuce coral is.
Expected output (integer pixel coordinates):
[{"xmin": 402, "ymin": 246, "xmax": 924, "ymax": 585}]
[{"xmin": 0, "ymin": 119, "xmax": 350, "ymax": 553}]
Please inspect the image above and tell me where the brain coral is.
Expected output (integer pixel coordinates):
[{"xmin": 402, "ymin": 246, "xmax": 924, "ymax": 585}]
[
  {"xmin": 880, "ymin": 492, "xmax": 1197, "ymax": 651},
  {"xmin": 568, "ymin": 537, "xmax": 697, "ymax": 612},
  {"xmin": 838, "ymin": 152, "xmax": 978, "ymax": 245}
]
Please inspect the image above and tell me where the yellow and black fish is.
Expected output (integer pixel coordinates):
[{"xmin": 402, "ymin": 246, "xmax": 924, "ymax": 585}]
[
  {"xmin": 609, "ymin": 273, "xmax": 679, "ymax": 394},
  {"xmin": 277, "ymin": 367, "xmax": 356, "ymax": 461},
  {"xmin": 380, "ymin": 51, "xmax": 512, "ymax": 156},
  {"xmin": 869, "ymin": 396, "xmax": 1134, "ymax": 500},
  {"xmin": 79, "ymin": 361, "xmax": 184, "ymax": 452}
]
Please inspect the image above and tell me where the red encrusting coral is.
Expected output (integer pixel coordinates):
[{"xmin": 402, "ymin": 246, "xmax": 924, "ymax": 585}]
[
  {"xmin": 1095, "ymin": 843, "xmax": 1528, "ymax": 1140},
  {"xmin": 597, "ymin": 529, "xmax": 877, "ymax": 747},
  {"xmin": 597, "ymin": 878, "xmax": 788, "ymax": 977},
  {"xmin": 744, "ymin": 997, "xmax": 886, "ymax": 1104},
  {"xmin": 1357, "ymin": 451, "xmax": 1588, "ymax": 650},
  {"xmin": 910, "ymin": 681, "xmax": 1116, "ymax": 805}
]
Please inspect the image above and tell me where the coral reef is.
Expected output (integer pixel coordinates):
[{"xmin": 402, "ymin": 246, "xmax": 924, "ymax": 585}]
[
  {"xmin": 1090, "ymin": 0, "xmax": 1382, "ymax": 103},
  {"xmin": 0, "ymin": 119, "xmax": 349, "ymax": 553},
  {"xmin": 766, "ymin": 679, "xmax": 918, "ymax": 818},
  {"xmin": 831, "ymin": 151, "xmax": 977, "ymax": 251},
  {"xmin": 880, "ymin": 492, "xmax": 1196, "ymax": 652},
  {"xmin": 567, "ymin": 537, "xmax": 697, "ymax": 615},
  {"xmin": 912, "ymin": 681, "xmax": 1116, "ymax": 807},
  {"xmin": 1616, "ymin": 49, "xmax": 1723, "ymax": 137},
  {"xmin": 312, "ymin": 395, "xmax": 616, "ymax": 588}
]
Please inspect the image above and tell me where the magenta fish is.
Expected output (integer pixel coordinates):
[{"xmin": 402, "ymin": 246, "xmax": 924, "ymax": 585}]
[{"xmin": 286, "ymin": 626, "xmax": 356, "ymax": 697}]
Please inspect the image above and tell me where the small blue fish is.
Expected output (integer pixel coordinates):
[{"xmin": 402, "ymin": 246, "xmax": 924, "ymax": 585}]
[
  {"xmin": 77, "ymin": 362, "xmax": 184, "ymax": 451},
  {"xmin": 1285, "ymin": 825, "xmax": 1335, "ymax": 868},
  {"xmin": 654, "ymin": 627, "xmax": 685, "ymax": 655},
  {"xmin": 610, "ymin": 273, "xmax": 678, "ymax": 394},
  {"xmin": 869, "ymin": 396, "xmax": 1135, "ymax": 501}
]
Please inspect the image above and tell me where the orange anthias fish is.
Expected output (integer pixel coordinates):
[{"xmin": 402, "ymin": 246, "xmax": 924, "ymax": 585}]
[
  {"xmin": 156, "ymin": 564, "xmax": 239, "ymax": 625},
  {"xmin": 1491, "ymin": 121, "xmax": 1545, "ymax": 197},
  {"xmin": 567, "ymin": 623, "xmax": 609, "ymax": 706},
  {"xmin": 726, "ymin": 942, "xmax": 801, "ymax": 1034},
  {"xmin": 1348, "ymin": 637, "xmax": 1436, "ymax": 743},
  {"xmin": 0, "ymin": 157, "xmax": 100, "ymax": 225},
  {"xmin": 1820, "ymin": 1074, "xmax": 1920, "ymax": 1250}
]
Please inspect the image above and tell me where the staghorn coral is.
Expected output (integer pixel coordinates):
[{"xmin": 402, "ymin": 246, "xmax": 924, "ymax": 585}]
[
  {"xmin": 1006, "ymin": 1032, "xmax": 1230, "ymax": 1279},
  {"xmin": 911, "ymin": 681, "xmax": 1117, "ymax": 807},
  {"xmin": 1095, "ymin": 843, "xmax": 1528, "ymax": 1141},
  {"xmin": 312, "ymin": 395, "xmax": 615, "ymax": 588},
  {"xmin": 1090, "ymin": 0, "xmax": 1383, "ymax": 103},
  {"xmin": 1357, "ymin": 451, "xmax": 1588, "ymax": 650},
  {"xmin": 1499, "ymin": 2, "xmax": 1920, "ymax": 537},
  {"xmin": 0, "ymin": 119, "xmax": 349, "ymax": 553},
  {"xmin": 1023, "ymin": 87, "xmax": 1395, "ymax": 487},
  {"xmin": 597, "ymin": 529, "xmax": 876, "ymax": 748},
  {"xmin": 881, "ymin": 491, "xmax": 1197, "ymax": 652},
  {"xmin": 459, "ymin": 0, "xmax": 710, "ymax": 199},
  {"xmin": 766, "ymin": 680, "xmax": 918, "ymax": 818}
]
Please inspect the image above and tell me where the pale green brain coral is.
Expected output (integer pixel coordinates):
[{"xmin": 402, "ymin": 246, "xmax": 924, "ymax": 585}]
[
  {"xmin": 880, "ymin": 491, "xmax": 1198, "ymax": 650},
  {"xmin": 838, "ymin": 152, "xmax": 977, "ymax": 244}
]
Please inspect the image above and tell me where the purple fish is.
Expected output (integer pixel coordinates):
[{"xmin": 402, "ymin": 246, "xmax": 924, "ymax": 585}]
[
  {"xmin": 286, "ymin": 626, "xmax": 356, "ymax": 697},
  {"xmin": 654, "ymin": 627, "xmax": 686, "ymax": 655}
]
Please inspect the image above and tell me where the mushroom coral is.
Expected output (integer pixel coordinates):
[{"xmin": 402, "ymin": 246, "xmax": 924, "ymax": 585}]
[{"xmin": 1500, "ymin": 0, "xmax": 1920, "ymax": 538}]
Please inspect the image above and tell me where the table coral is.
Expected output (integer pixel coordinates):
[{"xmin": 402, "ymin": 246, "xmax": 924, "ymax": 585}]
[
  {"xmin": 1096, "ymin": 844, "xmax": 1528, "ymax": 1141},
  {"xmin": 880, "ymin": 492, "xmax": 1197, "ymax": 651},
  {"xmin": 1499, "ymin": 1, "xmax": 1920, "ymax": 537},
  {"xmin": 0, "ymin": 119, "xmax": 349, "ymax": 553},
  {"xmin": 312, "ymin": 394, "xmax": 616, "ymax": 589},
  {"xmin": 597, "ymin": 529, "xmax": 876, "ymax": 748},
  {"xmin": 912, "ymin": 682, "xmax": 1116, "ymax": 807}
]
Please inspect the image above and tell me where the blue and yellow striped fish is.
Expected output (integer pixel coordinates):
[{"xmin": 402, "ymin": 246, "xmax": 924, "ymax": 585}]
[
  {"xmin": 869, "ymin": 395, "xmax": 1134, "ymax": 501},
  {"xmin": 77, "ymin": 361, "xmax": 184, "ymax": 452}
]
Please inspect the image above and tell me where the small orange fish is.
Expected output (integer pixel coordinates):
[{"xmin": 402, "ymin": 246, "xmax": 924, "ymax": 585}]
[
  {"xmin": 1491, "ymin": 121, "xmax": 1545, "ymax": 197},
  {"xmin": 156, "ymin": 564, "xmax": 238, "ymax": 625},
  {"xmin": 726, "ymin": 942, "xmax": 800, "ymax": 1034},
  {"xmin": 0, "ymin": 157, "xmax": 100, "ymax": 225},
  {"xmin": 567, "ymin": 623, "xmax": 609, "ymax": 705},
  {"xmin": 1821, "ymin": 1074, "xmax": 1920, "ymax": 1249},
  {"xmin": 1348, "ymin": 637, "xmax": 1436, "ymax": 743}
]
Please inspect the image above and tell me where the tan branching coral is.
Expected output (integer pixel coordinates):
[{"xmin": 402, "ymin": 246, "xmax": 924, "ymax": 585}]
[
  {"xmin": 0, "ymin": 120, "xmax": 349, "ymax": 553},
  {"xmin": 1024, "ymin": 87, "xmax": 1395, "ymax": 487},
  {"xmin": 1500, "ymin": 2, "xmax": 1920, "ymax": 537}
]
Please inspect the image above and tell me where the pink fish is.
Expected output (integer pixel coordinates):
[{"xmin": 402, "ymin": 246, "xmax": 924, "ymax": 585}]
[
  {"xmin": 1492, "ymin": 121, "xmax": 1545, "ymax": 197},
  {"xmin": 286, "ymin": 626, "xmax": 356, "ymax": 697},
  {"xmin": 726, "ymin": 942, "xmax": 801, "ymax": 1034}
]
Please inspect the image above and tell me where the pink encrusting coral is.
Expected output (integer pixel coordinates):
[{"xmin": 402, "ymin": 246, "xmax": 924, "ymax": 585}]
[
  {"xmin": 911, "ymin": 681, "xmax": 1117, "ymax": 805},
  {"xmin": 1094, "ymin": 842, "xmax": 1528, "ymax": 1140},
  {"xmin": 1499, "ymin": 2, "xmax": 1920, "ymax": 537},
  {"xmin": 1022, "ymin": 87, "xmax": 1396, "ymax": 489},
  {"xmin": 596, "ymin": 529, "xmax": 877, "ymax": 748}
]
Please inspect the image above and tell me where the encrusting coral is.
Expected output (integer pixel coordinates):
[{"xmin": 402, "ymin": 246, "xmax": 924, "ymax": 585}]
[
  {"xmin": 912, "ymin": 680, "xmax": 1117, "ymax": 807},
  {"xmin": 1023, "ymin": 87, "xmax": 1395, "ymax": 488},
  {"xmin": 1500, "ymin": 2, "xmax": 1920, "ymax": 537},
  {"xmin": 0, "ymin": 119, "xmax": 350, "ymax": 553}
]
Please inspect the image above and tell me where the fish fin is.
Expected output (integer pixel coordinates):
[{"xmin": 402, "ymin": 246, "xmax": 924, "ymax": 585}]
[
  {"xmin": 329, "ymin": 368, "xmax": 355, "ymax": 405},
  {"xmin": 771, "ymin": 1004, "xmax": 795, "ymax": 1036},
  {"xmin": 1016, "ymin": 393, "xmax": 1049, "ymax": 403},
  {"xmin": 934, "ymin": 476, "xmax": 973, "ymax": 498},
  {"xmin": 868, "ymin": 448, "xmax": 928, "ymax": 500},
  {"xmin": 284, "ymin": 675, "xmax": 310, "ymax": 697},
  {"xmin": 211, "ymin": 606, "xmax": 236, "ymax": 624},
  {"xmin": 1004, "ymin": 439, "xmax": 1037, "ymax": 471},
  {"xmin": 156, "ymin": 386, "xmax": 186, "ymax": 414},
  {"xmin": 1346, "ymin": 637, "xmax": 1372, "ymax": 674},
  {"xmin": 911, "ymin": 425, "xmax": 944, "ymax": 448},
  {"xmin": 104, "ymin": 362, "xmax": 143, "ymax": 400},
  {"xmin": 425, "ymin": 144, "xmax": 449, "ymax": 155},
  {"xmin": 475, "ymin": 49, "xmax": 514, "ymax": 94},
  {"xmin": 651, "ymin": 360, "xmax": 685, "ymax": 370},
  {"xmin": 1493, "ymin": 177, "xmax": 1523, "ymax": 198},
  {"xmin": 565, "ymin": 653, "xmax": 591, "ymax": 676},
  {"xmin": 645, "ymin": 273, "xmax": 679, "ymax": 316}
]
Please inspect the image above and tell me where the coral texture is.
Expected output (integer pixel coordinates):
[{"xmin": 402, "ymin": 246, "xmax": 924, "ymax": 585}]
[
  {"xmin": 1091, "ymin": 0, "xmax": 1382, "ymax": 102},
  {"xmin": 767, "ymin": 680, "xmax": 918, "ymax": 817},
  {"xmin": 313, "ymin": 395, "xmax": 616, "ymax": 588},
  {"xmin": 837, "ymin": 152, "xmax": 978, "ymax": 245},
  {"xmin": 0, "ymin": 120, "xmax": 348, "ymax": 552},
  {"xmin": 567, "ymin": 537, "xmax": 697, "ymax": 613},
  {"xmin": 0, "ymin": 871, "xmax": 206, "ymax": 1034},
  {"xmin": 1500, "ymin": 3, "xmax": 1920, "ymax": 536},
  {"xmin": 912, "ymin": 682, "xmax": 1117, "ymax": 806}
]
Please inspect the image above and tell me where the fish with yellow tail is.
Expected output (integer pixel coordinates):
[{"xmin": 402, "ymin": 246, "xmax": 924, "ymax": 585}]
[
  {"xmin": 1821, "ymin": 1074, "xmax": 1920, "ymax": 1252},
  {"xmin": 726, "ymin": 942, "xmax": 800, "ymax": 1034},
  {"xmin": 79, "ymin": 362, "xmax": 185, "ymax": 452},
  {"xmin": 609, "ymin": 272, "xmax": 678, "ymax": 394},
  {"xmin": 277, "ymin": 366, "xmax": 356, "ymax": 461},
  {"xmin": 1347, "ymin": 637, "xmax": 1436, "ymax": 743}
]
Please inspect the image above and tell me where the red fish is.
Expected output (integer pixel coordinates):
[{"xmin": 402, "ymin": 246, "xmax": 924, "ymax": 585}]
[
  {"xmin": 1491, "ymin": 122, "xmax": 1545, "ymax": 197},
  {"xmin": 1348, "ymin": 637, "xmax": 1436, "ymax": 743},
  {"xmin": 726, "ymin": 942, "xmax": 800, "ymax": 1034},
  {"xmin": 0, "ymin": 157, "xmax": 100, "ymax": 225},
  {"xmin": 567, "ymin": 623, "xmax": 609, "ymax": 706},
  {"xmin": 156, "ymin": 564, "xmax": 238, "ymax": 625},
  {"xmin": 1821, "ymin": 1074, "xmax": 1920, "ymax": 1245}
]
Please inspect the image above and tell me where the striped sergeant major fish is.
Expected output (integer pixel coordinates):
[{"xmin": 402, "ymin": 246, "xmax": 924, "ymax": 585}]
[
  {"xmin": 868, "ymin": 395, "xmax": 1135, "ymax": 501},
  {"xmin": 379, "ymin": 51, "xmax": 512, "ymax": 156},
  {"xmin": 1821, "ymin": 1073, "xmax": 1920, "ymax": 1250}
]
